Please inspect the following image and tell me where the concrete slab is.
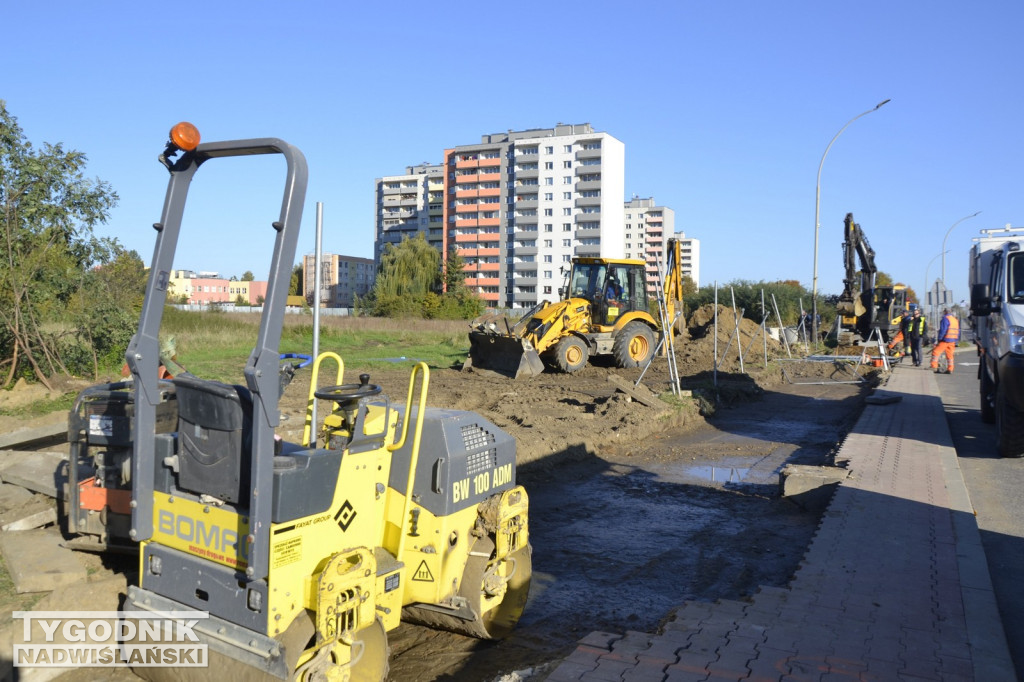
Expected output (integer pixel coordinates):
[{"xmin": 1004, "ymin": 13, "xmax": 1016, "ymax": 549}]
[
  {"xmin": 0, "ymin": 499, "xmax": 56, "ymax": 531},
  {"xmin": 0, "ymin": 419, "xmax": 68, "ymax": 451},
  {"xmin": 0, "ymin": 528, "xmax": 86, "ymax": 593},
  {"xmin": 0, "ymin": 482, "xmax": 34, "ymax": 511},
  {"xmin": 0, "ymin": 451, "xmax": 85, "ymax": 499},
  {"xmin": 779, "ymin": 464, "xmax": 848, "ymax": 511}
]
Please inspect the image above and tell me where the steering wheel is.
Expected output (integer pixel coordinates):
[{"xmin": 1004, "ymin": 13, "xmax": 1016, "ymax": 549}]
[{"xmin": 313, "ymin": 373, "xmax": 382, "ymax": 403}]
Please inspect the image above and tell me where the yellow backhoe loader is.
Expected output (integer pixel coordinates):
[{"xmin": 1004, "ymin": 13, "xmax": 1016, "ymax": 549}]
[{"xmin": 465, "ymin": 241, "xmax": 684, "ymax": 378}]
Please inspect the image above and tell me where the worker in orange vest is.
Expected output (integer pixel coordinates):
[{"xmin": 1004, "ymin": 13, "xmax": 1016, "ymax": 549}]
[{"xmin": 930, "ymin": 309, "xmax": 959, "ymax": 374}]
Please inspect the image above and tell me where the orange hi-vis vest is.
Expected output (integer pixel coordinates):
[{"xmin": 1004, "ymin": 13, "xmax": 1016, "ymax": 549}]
[{"xmin": 941, "ymin": 315, "xmax": 959, "ymax": 342}]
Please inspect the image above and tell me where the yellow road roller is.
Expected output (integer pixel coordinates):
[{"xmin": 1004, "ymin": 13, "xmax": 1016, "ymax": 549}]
[{"xmin": 122, "ymin": 123, "xmax": 531, "ymax": 680}]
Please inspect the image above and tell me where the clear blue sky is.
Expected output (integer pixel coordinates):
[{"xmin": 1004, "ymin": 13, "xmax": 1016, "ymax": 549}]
[{"xmin": 5, "ymin": 1, "xmax": 1022, "ymax": 304}]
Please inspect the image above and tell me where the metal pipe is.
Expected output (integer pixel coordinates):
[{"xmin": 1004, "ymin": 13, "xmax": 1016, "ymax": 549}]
[{"xmin": 311, "ymin": 203, "xmax": 323, "ymax": 431}]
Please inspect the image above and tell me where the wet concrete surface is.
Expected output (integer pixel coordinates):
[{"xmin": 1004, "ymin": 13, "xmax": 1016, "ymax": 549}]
[{"xmin": 385, "ymin": 380, "xmax": 869, "ymax": 681}]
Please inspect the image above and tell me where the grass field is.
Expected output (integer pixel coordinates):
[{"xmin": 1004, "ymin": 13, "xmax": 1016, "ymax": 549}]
[{"xmin": 161, "ymin": 309, "xmax": 472, "ymax": 383}]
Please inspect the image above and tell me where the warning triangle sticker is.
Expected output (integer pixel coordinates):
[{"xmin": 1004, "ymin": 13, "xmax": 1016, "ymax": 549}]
[{"xmin": 412, "ymin": 560, "xmax": 434, "ymax": 582}]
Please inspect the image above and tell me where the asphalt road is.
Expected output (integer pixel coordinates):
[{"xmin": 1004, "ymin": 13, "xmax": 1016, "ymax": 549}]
[{"xmin": 933, "ymin": 349, "xmax": 1024, "ymax": 676}]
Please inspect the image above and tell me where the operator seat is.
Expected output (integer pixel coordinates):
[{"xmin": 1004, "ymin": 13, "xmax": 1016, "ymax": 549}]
[{"xmin": 171, "ymin": 373, "xmax": 252, "ymax": 505}]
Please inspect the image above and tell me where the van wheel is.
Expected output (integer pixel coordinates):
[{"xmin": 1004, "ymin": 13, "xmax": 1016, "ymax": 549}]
[
  {"xmin": 613, "ymin": 322, "xmax": 655, "ymax": 368},
  {"xmin": 979, "ymin": 367, "xmax": 995, "ymax": 424},
  {"xmin": 996, "ymin": 384, "xmax": 1024, "ymax": 457}
]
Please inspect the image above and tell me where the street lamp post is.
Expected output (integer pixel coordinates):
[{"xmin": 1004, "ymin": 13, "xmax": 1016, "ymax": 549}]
[
  {"xmin": 925, "ymin": 250, "xmax": 948, "ymax": 337},
  {"xmin": 812, "ymin": 99, "xmax": 891, "ymax": 347},
  {"xmin": 940, "ymin": 211, "xmax": 981, "ymax": 298}
]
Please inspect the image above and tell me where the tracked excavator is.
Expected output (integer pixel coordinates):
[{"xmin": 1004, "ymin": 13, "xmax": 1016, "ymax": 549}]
[
  {"xmin": 835, "ymin": 212, "xmax": 907, "ymax": 345},
  {"xmin": 465, "ymin": 240, "xmax": 684, "ymax": 378},
  {"xmin": 119, "ymin": 123, "xmax": 532, "ymax": 681}
]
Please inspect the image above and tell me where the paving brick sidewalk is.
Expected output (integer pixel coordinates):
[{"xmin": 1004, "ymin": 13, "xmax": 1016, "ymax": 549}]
[{"xmin": 543, "ymin": 365, "xmax": 1015, "ymax": 681}]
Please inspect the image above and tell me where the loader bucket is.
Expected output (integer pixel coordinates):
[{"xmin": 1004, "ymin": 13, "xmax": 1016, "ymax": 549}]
[{"xmin": 467, "ymin": 331, "xmax": 545, "ymax": 378}]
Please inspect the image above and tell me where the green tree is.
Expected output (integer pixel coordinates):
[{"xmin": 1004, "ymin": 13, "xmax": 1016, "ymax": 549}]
[
  {"xmin": 444, "ymin": 248, "xmax": 467, "ymax": 292},
  {"xmin": 366, "ymin": 234, "xmax": 482, "ymax": 319},
  {"xmin": 67, "ymin": 247, "xmax": 147, "ymax": 378},
  {"xmin": 241, "ymin": 270, "xmax": 254, "ymax": 281},
  {"xmin": 0, "ymin": 101, "xmax": 119, "ymax": 388},
  {"xmin": 374, "ymin": 233, "xmax": 441, "ymax": 298},
  {"xmin": 291, "ymin": 263, "xmax": 303, "ymax": 296}
]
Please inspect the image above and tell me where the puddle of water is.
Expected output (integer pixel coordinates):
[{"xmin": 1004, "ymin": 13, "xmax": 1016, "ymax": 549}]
[{"xmin": 681, "ymin": 465, "xmax": 751, "ymax": 483}]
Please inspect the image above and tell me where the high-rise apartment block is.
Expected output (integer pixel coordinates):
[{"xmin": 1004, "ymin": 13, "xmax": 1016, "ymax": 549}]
[
  {"xmin": 374, "ymin": 164, "xmax": 445, "ymax": 263},
  {"xmin": 675, "ymin": 231, "xmax": 701, "ymax": 287},
  {"xmin": 370, "ymin": 124, "xmax": 705, "ymax": 310},
  {"xmin": 623, "ymin": 197, "xmax": 676, "ymax": 294},
  {"xmin": 445, "ymin": 123, "xmax": 625, "ymax": 308}
]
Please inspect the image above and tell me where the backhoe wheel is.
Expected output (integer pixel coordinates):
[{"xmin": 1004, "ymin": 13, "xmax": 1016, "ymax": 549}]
[
  {"xmin": 554, "ymin": 336, "xmax": 588, "ymax": 373},
  {"xmin": 457, "ymin": 537, "xmax": 533, "ymax": 640},
  {"xmin": 613, "ymin": 322, "xmax": 655, "ymax": 368}
]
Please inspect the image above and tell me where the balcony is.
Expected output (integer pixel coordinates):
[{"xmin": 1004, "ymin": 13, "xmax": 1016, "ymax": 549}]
[
  {"xmin": 514, "ymin": 183, "xmax": 540, "ymax": 195},
  {"xmin": 514, "ymin": 277, "xmax": 538, "ymax": 287},
  {"xmin": 515, "ymin": 214, "xmax": 538, "ymax": 225},
  {"xmin": 478, "ymin": 157, "xmax": 502, "ymax": 168},
  {"xmin": 455, "ymin": 203, "xmax": 479, "ymax": 214},
  {"xmin": 515, "ymin": 168, "xmax": 539, "ymax": 179},
  {"xmin": 455, "ymin": 188, "xmax": 480, "ymax": 199},
  {"xmin": 575, "ymin": 196, "xmax": 601, "ymax": 208},
  {"xmin": 478, "ymin": 171, "xmax": 501, "ymax": 182},
  {"xmin": 575, "ymin": 148, "xmax": 602, "ymax": 161},
  {"xmin": 575, "ymin": 228, "xmax": 600, "ymax": 239},
  {"xmin": 512, "ymin": 260, "xmax": 538, "ymax": 271},
  {"xmin": 575, "ymin": 162, "xmax": 602, "ymax": 175},
  {"xmin": 380, "ymin": 185, "xmax": 403, "ymax": 196},
  {"xmin": 455, "ymin": 158, "xmax": 480, "ymax": 170},
  {"xmin": 513, "ymin": 229, "xmax": 539, "ymax": 240},
  {"xmin": 478, "ymin": 187, "xmax": 501, "ymax": 198},
  {"xmin": 454, "ymin": 173, "xmax": 479, "ymax": 184},
  {"xmin": 513, "ymin": 246, "xmax": 538, "ymax": 256},
  {"xmin": 516, "ymin": 199, "xmax": 538, "ymax": 210},
  {"xmin": 574, "ymin": 244, "xmax": 601, "ymax": 257},
  {"xmin": 513, "ymin": 291, "xmax": 539, "ymax": 303},
  {"xmin": 576, "ymin": 180, "xmax": 601, "ymax": 192}
]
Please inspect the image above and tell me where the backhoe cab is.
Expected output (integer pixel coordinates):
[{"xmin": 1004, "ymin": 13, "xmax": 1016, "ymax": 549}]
[
  {"xmin": 465, "ymin": 242, "xmax": 683, "ymax": 379},
  {"xmin": 118, "ymin": 123, "xmax": 531, "ymax": 682}
]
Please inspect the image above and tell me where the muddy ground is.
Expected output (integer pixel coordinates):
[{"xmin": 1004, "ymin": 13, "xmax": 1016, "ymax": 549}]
[{"xmin": 0, "ymin": 307, "xmax": 881, "ymax": 681}]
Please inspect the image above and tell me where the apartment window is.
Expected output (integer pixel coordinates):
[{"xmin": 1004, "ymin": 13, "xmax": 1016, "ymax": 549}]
[
  {"xmin": 562, "ymin": 208, "xmax": 571, "ymax": 216},
  {"xmin": 544, "ymin": 162, "xmax": 553, "ymax": 170},
  {"xmin": 562, "ymin": 239, "xmax": 571, "ymax": 246},
  {"xmin": 544, "ymin": 192, "xmax": 553, "ymax": 200},
  {"xmin": 544, "ymin": 177, "xmax": 553, "ymax": 185},
  {"xmin": 562, "ymin": 255, "xmax": 571, "ymax": 262},
  {"xmin": 563, "ymin": 223, "xmax": 571, "ymax": 231},
  {"xmin": 543, "ymin": 239, "xmax": 552, "ymax": 247},
  {"xmin": 544, "ymin": 208, "xmax": 553, "ymax": 216},
  {"xmin": 544, "ymin": 270, "xmax": 552, "ymax": 278},
  {"xmin": 544, "ymin": 286, "xmax": 552, "ymax": 294},
  {"xmin": 563, "ymin": 176, "xmax": 572, "ymax": 184},
  {"xmin": 563, "ymin": 192, "xmax": 572, "ymax": 200},
  {"xmin": 544, "ymin": 223, "xmax": 553, "ymax": 232},
  {"xmin": 545, "ymin": 146, "xmax": 553, "ymax": 154},
  {"xmin": 543, "ymin": 255, "xmax": 553, "ymax": 263},
  {"xmin": 563, "ymin": 161, "xmax": 572, "ymax": 169},
  {"xmin": 563, "ymin": 145, "xmax": 572, "ymax": 152}
]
